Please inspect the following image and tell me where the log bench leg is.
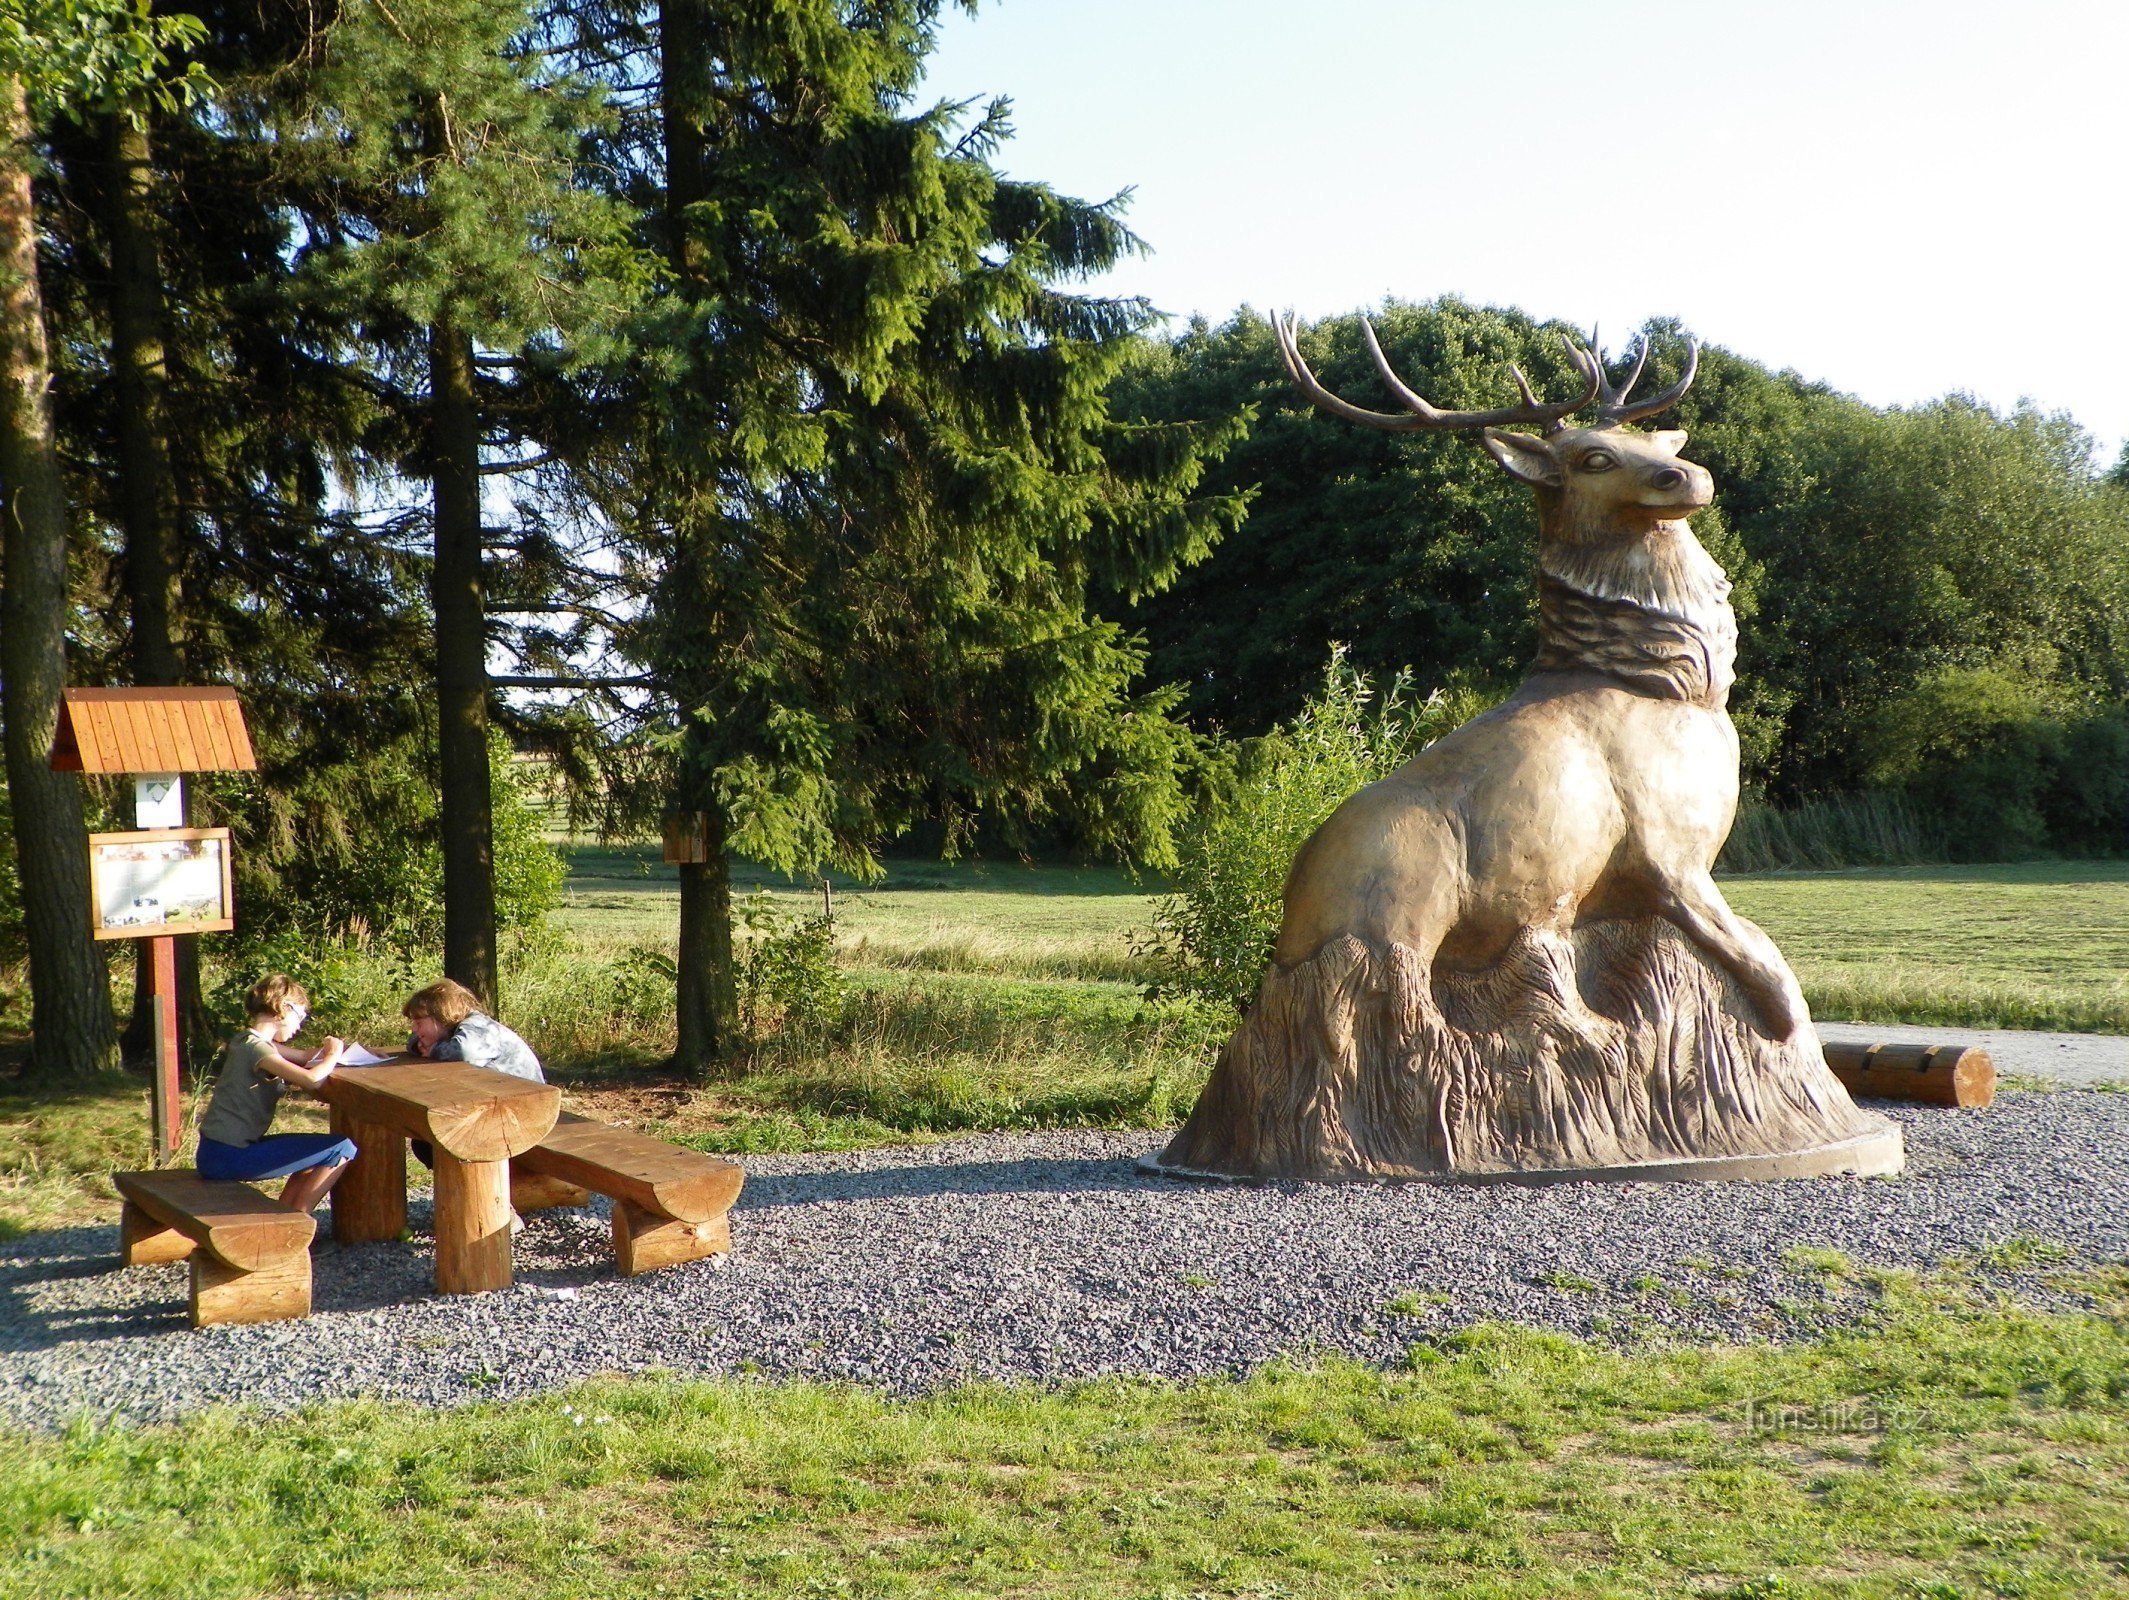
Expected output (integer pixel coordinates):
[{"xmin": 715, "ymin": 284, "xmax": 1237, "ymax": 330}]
[
  {"xmin": 612, "ymin": 1202, "xmax": 731, "ymax": 1277},
  {"xmin": 120, "ymin": 1201, "xmax": 194, "ymax": 1266},
  {"xmin": 510, "ymin": 1169, "xmax": 592, "ymax": 1213},
  {"xmin": 434, "ymin": 1151, "xmax": 513, "ymax": 1294},
  {"xmin": 190, "ymin": 1252, "xmax": 312, "ymax": 1327},
  {"xmin": 331, "ymin": 1107, "xmax": 407, "ymax": 1244}
]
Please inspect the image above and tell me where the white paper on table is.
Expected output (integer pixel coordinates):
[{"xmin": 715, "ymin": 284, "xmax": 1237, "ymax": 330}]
[{"xmin": 336, "ymin": 1043, "xmax": 393, "ymax": 1067}]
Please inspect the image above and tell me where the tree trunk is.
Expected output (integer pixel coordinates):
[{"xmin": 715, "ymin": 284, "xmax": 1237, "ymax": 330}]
[
  {"xmin": 0, "ymin": 78, "xmax": 118, "ymax": 1079},
  {"xmin": 86, "ymin": 109, "xmax": 213, "ymax": 1071},
  {"xmin": 673, "ymin": 782, "xmax": 736, "ymax": 1077},
  {"xmin": 658, "ymin": 0, "xmax": 711, "ymax": 279},
  {"xmin": 429, "ymin": 312, "xmax": 498, "ymax": 1010},
  {"xmin": 659, "ymin": 0, "xmax": 738, "ymax": 1074},
  {"xmin": 99, "ymin": 112, "xmax": 181, "ymax": 688}
]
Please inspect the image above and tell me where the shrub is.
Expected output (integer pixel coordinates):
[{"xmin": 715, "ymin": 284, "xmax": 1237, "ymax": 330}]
[
  {"xmin": 1145, "ymin": 648, "xmax": 1483, "ymax": 1013},
  {"xmin": 737, "ymin": 891, "xmax": 845, "ymax": 1037},
  {"xmin": 1862, "ymin": 665, "xmax": 2129, "ymax": 860},
  {"xmin": 610, "ymin": 944, "xmax": 679, "ymax": 1029},
  {"xmin": 1718, "ymin": 791, "xmax": 1941, "ymax": 873},
  {"xmin": 223, "ymin": 730, "xmax": 564, "ymax": 959}
]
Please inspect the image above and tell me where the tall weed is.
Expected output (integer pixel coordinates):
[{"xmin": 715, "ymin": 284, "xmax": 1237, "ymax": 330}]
[
  {"xmin": 737, "ymin": 890, "xmax": 846, "ymax": 1037},
  {"xmin": 1720, "ymin": 791, "xmax": 1943, "ymax": 873},
  {"xmin": 1145, "ymin": 649, "xmax": 1486, "ymax": 1013}
]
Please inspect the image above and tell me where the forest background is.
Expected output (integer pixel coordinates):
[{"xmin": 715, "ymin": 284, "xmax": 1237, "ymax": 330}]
[{"xmin": 3, "ymin": 0, "xmax": 2127, "ymax": 1092}]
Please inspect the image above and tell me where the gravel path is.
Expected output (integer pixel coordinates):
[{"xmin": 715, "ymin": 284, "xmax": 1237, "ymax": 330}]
[{"xmin": 3, "ymin": 1089, "xmax": 2124, "ymax": 1431}]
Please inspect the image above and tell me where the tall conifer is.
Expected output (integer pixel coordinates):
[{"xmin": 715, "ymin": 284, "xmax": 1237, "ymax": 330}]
[
  {"xmin": 590, "ymin": 0, "xmax": 1247, "ymax": 1071},
  {"xmin": 269, "ymin": 0, "xmax": 635, "ymax": 1008},
  {"xmin": 1, "ymin": 0, "xmax": 205, "ymax": 1080}
]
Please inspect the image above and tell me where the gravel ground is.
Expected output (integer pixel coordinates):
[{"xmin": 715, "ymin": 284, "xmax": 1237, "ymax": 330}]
[{"xmin": 2, "ymin": 1089, "xmax": 2124, "ymax": 1431}]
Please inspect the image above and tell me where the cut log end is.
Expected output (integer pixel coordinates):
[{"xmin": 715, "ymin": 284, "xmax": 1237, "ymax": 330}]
[
  {"xmin": 425, "ymin": 1083, "xmax": 562, "ymax": 1164},
  {"xmin": 1823, "ymin": 1041, "xmax": 1996, "ymax": 1109}
]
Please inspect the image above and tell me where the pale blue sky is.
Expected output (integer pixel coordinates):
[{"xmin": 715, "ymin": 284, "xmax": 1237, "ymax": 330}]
[{"xmin": 922, "ymin": 0, "xmax": 2129, "ymax": 463}]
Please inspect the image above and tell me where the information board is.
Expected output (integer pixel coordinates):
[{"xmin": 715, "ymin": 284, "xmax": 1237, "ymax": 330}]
[{"xmin": 87, "ymin": 827, "xmax": 235, "ymax": 939}]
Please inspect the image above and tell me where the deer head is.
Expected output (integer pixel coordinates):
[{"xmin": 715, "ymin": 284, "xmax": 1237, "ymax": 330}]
[{"xmin": 1271, "ymin": 316, "xmax": 1709, "ymax": 545}]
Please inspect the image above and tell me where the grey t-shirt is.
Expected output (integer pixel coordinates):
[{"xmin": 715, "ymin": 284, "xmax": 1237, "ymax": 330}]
[
  {"xmin": 197, "ymin": 1032, "xmax": 285, "ymax": 1148},
  {"xmin": 426, "ymin": 1012, "xmax": 544, "ymax": 1082}
]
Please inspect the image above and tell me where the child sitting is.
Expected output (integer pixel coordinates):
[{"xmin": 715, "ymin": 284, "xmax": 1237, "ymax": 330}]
[
  {"xmin": 401, "ymin": 979, "xmax": 543, "ymax": 1081},
  {"xmin": 195, "ymin": 974, "xmax": 358, "ymax": 1213},
  {"xmin": 401, "ymin": 981, "xmax": 543, "ymax": 1212}
]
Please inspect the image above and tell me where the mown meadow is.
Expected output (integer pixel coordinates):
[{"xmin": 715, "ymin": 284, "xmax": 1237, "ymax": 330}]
[{"xmin": 4, "ymin": 850, "xmax": 2127, "ymax": 1237}]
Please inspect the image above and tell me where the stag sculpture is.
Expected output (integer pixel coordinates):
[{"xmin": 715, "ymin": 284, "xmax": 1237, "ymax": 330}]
[{"xmin": 1152, "ymin": 320, "xmax": 1902, "ymax": 1183}]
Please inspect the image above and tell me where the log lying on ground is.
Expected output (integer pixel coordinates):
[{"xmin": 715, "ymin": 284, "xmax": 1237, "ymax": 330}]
[{"xmin": 1823, "ymin": 1041, "xmax": 1995, "ymax": 1108}]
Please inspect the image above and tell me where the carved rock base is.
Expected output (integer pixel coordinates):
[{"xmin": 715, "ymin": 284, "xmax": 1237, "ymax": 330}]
[{"xmin": 1151, "ymin": 917, "xmax": 1903, "ymax": 1184}]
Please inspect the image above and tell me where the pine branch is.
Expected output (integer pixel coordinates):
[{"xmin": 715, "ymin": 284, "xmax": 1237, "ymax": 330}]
[{"xmin": 491, "ymin": 673, "xmax": 653, "ymax": 690}]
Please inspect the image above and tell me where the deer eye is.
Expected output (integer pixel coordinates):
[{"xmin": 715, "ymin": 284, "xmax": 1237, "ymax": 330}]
[{"xmin": 1578, "ymin": 450, "xmax": 1616, "ymax": 472}]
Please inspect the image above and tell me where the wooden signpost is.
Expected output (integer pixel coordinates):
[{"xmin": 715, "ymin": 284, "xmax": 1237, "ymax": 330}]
[{"xmin": 50, "ymin": 687, "xmax": 257, "ymax": 1163}]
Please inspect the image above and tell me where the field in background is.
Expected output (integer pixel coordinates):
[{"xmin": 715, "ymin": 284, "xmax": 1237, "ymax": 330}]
[
  {"xmin": 560, "ymin": 848, "xmax": 2129, "ymax": 1036},
  {"xmin": 3, "ymin": 854, "xmax": 2124, "ymax": 1235},
  {"xmin": 558, "ymin": 846, "xmax": 1158, "ymax": 981},
  {"xmin": 1723, "ymin": 861, "xmax": 2129, "ymax": 1033}
]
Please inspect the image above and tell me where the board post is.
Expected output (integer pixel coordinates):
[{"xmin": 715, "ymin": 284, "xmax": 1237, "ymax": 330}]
[{"xmin": 150, "ymin": 934, "xmax": 181, "ymax": 1162}]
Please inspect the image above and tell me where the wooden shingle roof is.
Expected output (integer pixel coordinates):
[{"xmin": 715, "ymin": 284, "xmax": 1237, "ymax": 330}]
[{"xmin": 49, "ymin": 687, "xmax": 257, "ymax": 774}]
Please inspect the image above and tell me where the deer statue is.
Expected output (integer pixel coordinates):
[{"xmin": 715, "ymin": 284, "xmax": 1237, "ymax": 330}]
[{"xmin": 1151, "ymin": 317, "xmax": 1902, "ymax": 1184}]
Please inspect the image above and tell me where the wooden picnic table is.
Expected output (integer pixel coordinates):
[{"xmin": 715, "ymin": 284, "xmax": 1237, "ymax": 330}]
[{"xmin": 315, "ymin": 1060, "xmax": 560, "ymax": 1294}]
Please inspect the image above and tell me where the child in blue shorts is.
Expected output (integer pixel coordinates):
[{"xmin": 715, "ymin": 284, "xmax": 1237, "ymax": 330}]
[{"xmin": 195, "ymin": 974, "xmax": 357, "ymax": 1213}]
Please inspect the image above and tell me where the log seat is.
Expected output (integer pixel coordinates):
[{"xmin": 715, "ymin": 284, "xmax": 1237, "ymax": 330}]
[
  {"xmin": 113, "ymin": 1170, "xmax": 315, "ymax": 1327},
  {"xmin": 509, "ymin": 1112, "xmax": 743, "ymax": 1276}
]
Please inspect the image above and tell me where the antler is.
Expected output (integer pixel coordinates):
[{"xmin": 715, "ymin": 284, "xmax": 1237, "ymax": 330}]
[
  {"xmin": 1567, "ymin": 328, "xmax": 1701, "ymax": 426},
  {"xmin": 1272, "ymin": 311, "xmax": 1599, "ymax": 434}
]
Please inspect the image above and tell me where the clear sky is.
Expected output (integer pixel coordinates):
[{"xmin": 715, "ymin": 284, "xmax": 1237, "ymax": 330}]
[{"xmin": 920, "ymin": 0, "xmax": 2129, "ymax": 465}]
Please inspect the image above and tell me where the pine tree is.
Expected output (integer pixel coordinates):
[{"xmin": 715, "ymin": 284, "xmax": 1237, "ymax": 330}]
[
  {"xmin": 583, "ymin": 0, "xmax": 1248, "ymax": 1071},
  {"xmin": 266, "ymin": 0, "xmax": 637, "ymax": 1008}
]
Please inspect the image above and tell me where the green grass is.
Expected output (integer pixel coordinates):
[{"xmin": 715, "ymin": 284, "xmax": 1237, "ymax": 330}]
[
  {"xmin": 557, "ymin": 846, "xmax": 1162, "ymax": 982},
  {"xmin": 556, "ymin": 849, "xmax": 2129, "ymax": 1037},
  {"xmin": 3, "ymin": 1265, "xmax": 2126, "ymax": 1598},
  {"xmin": 1721, "ymin": 861, "xmax": 2129, "ymax": 1033},
  {"xmin": 5, "ymin": 856, "xmax": 2129, "ymax": 1595},
  {"xmin": 3, "ymin": 853, "xmax": 2124, "ymax": 1236}
]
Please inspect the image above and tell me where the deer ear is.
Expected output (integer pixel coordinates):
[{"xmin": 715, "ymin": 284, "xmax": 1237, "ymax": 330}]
[
  {"xmin": 1648, "ymin": 429, "xmax": 1689, "ymax": 457},
  {"xmin": 1480, "ymin": 428, "xmax": 1562, "ymax": 487}
]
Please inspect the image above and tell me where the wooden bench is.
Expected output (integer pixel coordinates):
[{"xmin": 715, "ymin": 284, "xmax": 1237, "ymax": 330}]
[
  {"xmin": 113, "ymin": 1170, "xmax": 316, "ymax": 1327},
  {"xmin": 509, "ymin": 1113, "xmax": 743, "ymax": 1276}
]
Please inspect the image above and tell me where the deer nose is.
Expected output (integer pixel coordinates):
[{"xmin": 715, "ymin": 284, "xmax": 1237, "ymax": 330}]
[{"xmin": 1650, "ymin": 467, "xmax": 1686, "ymax": 491}]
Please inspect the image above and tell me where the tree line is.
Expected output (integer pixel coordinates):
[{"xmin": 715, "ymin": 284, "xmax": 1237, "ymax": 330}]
[
  {"xmin": 1114, "ymin": 304, "xmax": 2129, "ymax": 861},
  {"xmin": 5, "ymin": 5, "xmax": 2124, "ymax": 1089}
]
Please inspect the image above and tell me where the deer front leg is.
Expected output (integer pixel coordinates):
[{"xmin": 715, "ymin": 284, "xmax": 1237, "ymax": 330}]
[{"xmin": 1655, "ymin": 870, "xmax": 1811, "ymax": 1041}]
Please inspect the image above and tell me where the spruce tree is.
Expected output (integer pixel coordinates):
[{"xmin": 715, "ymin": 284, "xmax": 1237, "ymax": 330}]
[
  {"xmin": 267, "ymin": 0, "xmax": 635, "ymax": 1008},
  {"xmin": 589, "ymin": 0, "xmax": 1247, "ymax": 1070}
]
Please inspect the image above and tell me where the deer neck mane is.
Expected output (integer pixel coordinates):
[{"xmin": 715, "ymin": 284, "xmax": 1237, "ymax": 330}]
[{"xmin": 1532, "ymin": 516, "xmax": 1737, "ymax": 710}]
